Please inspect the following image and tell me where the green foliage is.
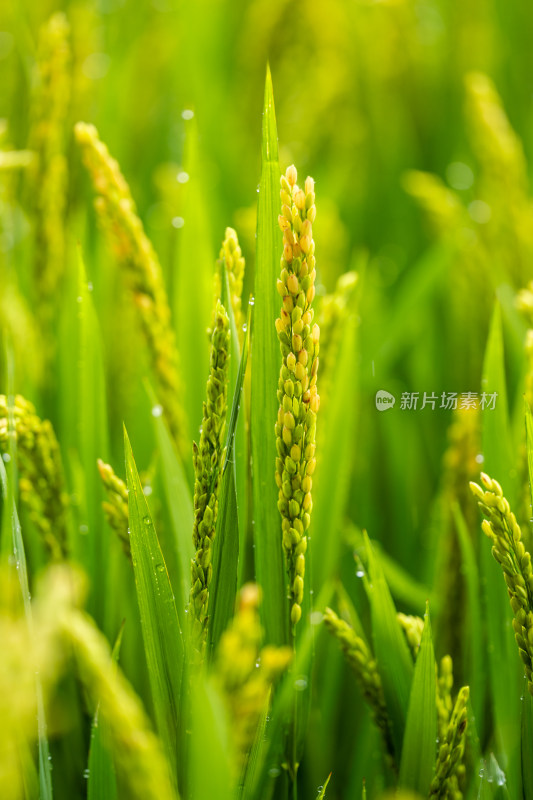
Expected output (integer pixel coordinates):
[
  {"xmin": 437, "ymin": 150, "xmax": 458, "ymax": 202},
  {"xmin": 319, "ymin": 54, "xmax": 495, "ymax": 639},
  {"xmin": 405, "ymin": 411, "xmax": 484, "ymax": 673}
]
[{"xmin": 4, "ymin": 2, "xmax": 533, "ymax": 798}]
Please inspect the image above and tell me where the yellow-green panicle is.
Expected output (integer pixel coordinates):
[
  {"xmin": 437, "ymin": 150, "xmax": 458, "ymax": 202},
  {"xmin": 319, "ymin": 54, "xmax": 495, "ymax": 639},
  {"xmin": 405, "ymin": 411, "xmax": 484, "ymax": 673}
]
[
  {"xmin": 27, "ymin": 13, "xmax": 71, "ymax": 338},
  {"xmin": 275, "ymin": 165, "xmax": 320, "ymax": 627},
  {"xmin": 470, "ymin": 472, "xmax": 533, "ymax": 695},
  {"xmin": 189, "ymin": 301, "xmax": 230, "ymax": 657},
  {"xmin": 74, "ymin": 122, "xmax": 189, "ymax": 461},
  {"xmin": 323, "ymin": 607, "xmax": 394, "ymax": 762},
  {"xmin": 0, "ymin": 395, "xmax": 68, "ymax": 560},
  {"xmin": 429, "ymin": 686, "xmax": 469, "ymax": 798},
  {"xmin": 214, "ymin": 584, "xmax": 291, "ymax": 779},
  {"xmin": 97, "ymin": 459, "xmax": 130, "ymax": 560}
]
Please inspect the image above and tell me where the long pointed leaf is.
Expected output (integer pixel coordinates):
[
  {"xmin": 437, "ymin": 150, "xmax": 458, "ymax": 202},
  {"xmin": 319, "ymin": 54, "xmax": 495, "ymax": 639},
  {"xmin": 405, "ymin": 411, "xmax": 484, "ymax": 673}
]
[
  {"xmin": 251, "ymin": 65, "xmax": 287, "ymax": 647},
  {"xmin": 87, "ymin": 623, "xmax": 124, "ymax": 800},
  {"xmin": 0, "ymin": 450, "xmax": 53, "ymax": 800},
  {"xmin": 208, "ymin": 303, "xmax": 251, "ymax": 655},
  {"xmin": 124, "ymin": 427, "xmax": 183, "ymax": 791},
  {"xmin": 363, "ymin": 531, "xmax": 413, "ymax": 759},
  {"xmin": 399, "ymin": 606, "xmax": 436, "ymax": 795},
  {"xmin": 452, "ymin": 502, "xmax": 484, "ymax": 730},
  {"xmin": 481, "ymin": 302, "xmax": 521, "ymax": 791},
  {"xmin": 147, "ymin": 382, "xmax": 194, "ymax": 617}
]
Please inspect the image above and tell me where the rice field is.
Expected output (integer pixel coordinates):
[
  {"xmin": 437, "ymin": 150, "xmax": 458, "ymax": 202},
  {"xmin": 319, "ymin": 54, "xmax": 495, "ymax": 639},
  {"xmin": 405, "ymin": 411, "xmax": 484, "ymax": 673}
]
[{"xmin": 2, "ymin": 2, "xmax": 533, "ymax": 799}]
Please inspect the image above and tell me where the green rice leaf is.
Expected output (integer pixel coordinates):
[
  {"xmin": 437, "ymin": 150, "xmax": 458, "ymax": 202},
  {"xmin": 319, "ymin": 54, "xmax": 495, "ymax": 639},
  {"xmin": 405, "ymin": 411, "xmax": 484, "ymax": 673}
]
[
  {"xmin": 147, "ymin": 382, "xmax": 194, "ymax": 616},
  {"xmin": 346, "ymin": 524, "xmax": 429, "ymax": 615},
  {"xmin": 124, "ymin": 427, "xmax": 183, "ymax": 788},
  {"xmin": 0, "ymin": 447, "xmax": 53, "ymax": 800},
  {"xmin": 208, "ymin": 301, "xmax": 251, "ymax": 656},
  {"xmin": 222, "ymin": 265, "xmax": 248, "ymax": 577},
  {"xmin": 521, "ymin": 688, "xmax": 533, "ymax": 800},
  {"xmin": 316, "ymin": 773, "xmax": 332, "ymax": 799},
  {"xmin": 379, "ymin": 242, "xmax": 452, "ymax": 367},
  {"xmin": 398, "ymin": 605, "xmax": 436, "ymax": 795},
  {"xmin": 525, "ymin": 399, "xmax": 533, "ymax": 514},
  {"xmin": 251, "ymin": 65, "xmax": 287, "ymax": 646},
  {"xmin": 452, "ymin": 502, "xmax": 485, "ymax": 730},
  {"xmin": 172, "ymin": 119, "xmax": 213, "ymax": 444},
  {"xmin": 69, "ymin": 250, "xmax": 109, "ymax": 625},
  {"xmin": 312, "ymin": 305, "xmax": 359, "ymax": 589},
  {"xmin": 363, "ymin": 531, "xmax": 413, "ymax": 760},
  {"xmin": 87, "ymin": 622, "xmax": 124, "ymax": 800},
  {"xmin": 478, "ymin": 754, "xmax": 510, "ymax": 799},
  {"xmin": 481, "ymin": 302, "xmax": 521, "ymax": 791},
  {"xmin": 189, "ymin": 675, "xmax": 233, "ymax": 800},
  {"xmin": 242, "ymin": 582, "xmax": 334, "ymax": 800}
]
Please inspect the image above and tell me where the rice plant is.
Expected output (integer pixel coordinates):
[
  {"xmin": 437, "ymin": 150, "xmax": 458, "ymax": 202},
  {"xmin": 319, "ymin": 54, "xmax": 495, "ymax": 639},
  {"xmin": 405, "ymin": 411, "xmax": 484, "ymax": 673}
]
[{"xmin": 4, "ymin": 2, "xmax": 533, "ymax": 799}]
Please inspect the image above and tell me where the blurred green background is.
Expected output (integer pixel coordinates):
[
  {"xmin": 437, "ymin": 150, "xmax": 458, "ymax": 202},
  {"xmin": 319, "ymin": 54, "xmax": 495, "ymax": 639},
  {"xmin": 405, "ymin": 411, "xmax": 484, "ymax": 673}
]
[{"xmin": 3, "ymin": 0, "xmax": 531, "ymax": 568}]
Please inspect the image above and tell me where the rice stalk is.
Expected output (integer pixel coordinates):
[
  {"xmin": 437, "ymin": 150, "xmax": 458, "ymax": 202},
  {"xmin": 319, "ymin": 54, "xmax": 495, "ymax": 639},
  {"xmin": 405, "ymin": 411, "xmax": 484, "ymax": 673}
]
[
  {"xmin": 189, "ymin": 301, "xmax": 230, "ymax": 659},
  {"xmin": 0, "ymin": 395, "xmax": 68, "ymax": 559},
  {"xmin": 275, "ymin": 164, "xmax": 320, "ymax": 627},
  {"xmin": 74, "ymin": 122, "xmax": 189, "ymax": 460}
]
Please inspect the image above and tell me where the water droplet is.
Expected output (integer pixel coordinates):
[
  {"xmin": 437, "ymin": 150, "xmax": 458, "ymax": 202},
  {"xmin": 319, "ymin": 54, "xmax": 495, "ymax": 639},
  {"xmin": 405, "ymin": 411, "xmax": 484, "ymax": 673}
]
[
  {"xmin": 356, "ymin": 568, "xmax": 365, "ymax": 578},
  {"xmin": 310, "ymin": 610, "xmax": 323, "ymax": 625},
  {"xmin": 181, "ymin": 109, "xmax": 194, "ymax": 120},
  {"xmin": 151, "ymin": 404, "xmax": 163, "ymax": 417},
  {"xmin": 176, "ymin": 171, "xmax": 189, "ymax": 184},
  {"xmin": 249, "ymin": 296, "xmax": 255, "ymax": 306},
  {"xmin": 268, "ymin": 767, "xmax": 281, "ymax": 778},
  {"xmin": 79, "ymin": 524, "xmax": 89, "ymax": 535},
  {"xmin": 87, "ymin": 281, "xmax": 93, "ymax": 292},
  {"xmin": 468, "ymin": 199, "xmax": 491, "ymax": 224},
  {"xmin": 172, "ymin": 216, "xmax": 185, "ymax": 229},
  {"xmin": 446, "ymin": 161, "xmax": 474, "ymax": 191},
  {"xmin": 83, "ymin": 768, "xmax": 90, "ymax": 780},
  {"xmin": 242, "ymin": 323, "xmax": 247, "ymax": 332},
  {"xmin": 475, "ymin": 453, "xmax": 484, "ymax": 464},
  {"xmin": 82, "ymin": 52, "xmax": 110, "ymax": 81},
  {"xmin": 294, "ymin": 676, "xmax": 308, "ymax": 691},
  {"xmin": 143, "ymin": 485, "xmax": 153, "ymax": 497},
  {"xmin": 143, "ymin": 515, "xmax": 151, "ymax": 526},
  {"xmin": 317, "ymin": 786, "xmax": 323, "ymax": 793},
  {"xmin": 156, "ymin": 563, "xmax": 165, "ymax": 573},
  {"xmin": 76, "ymin": 295, "xmax": 83, "ymax": 303},
  {"xmin": 2, "ymin": 452, "xmax": 10, "ymax": 462}
]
